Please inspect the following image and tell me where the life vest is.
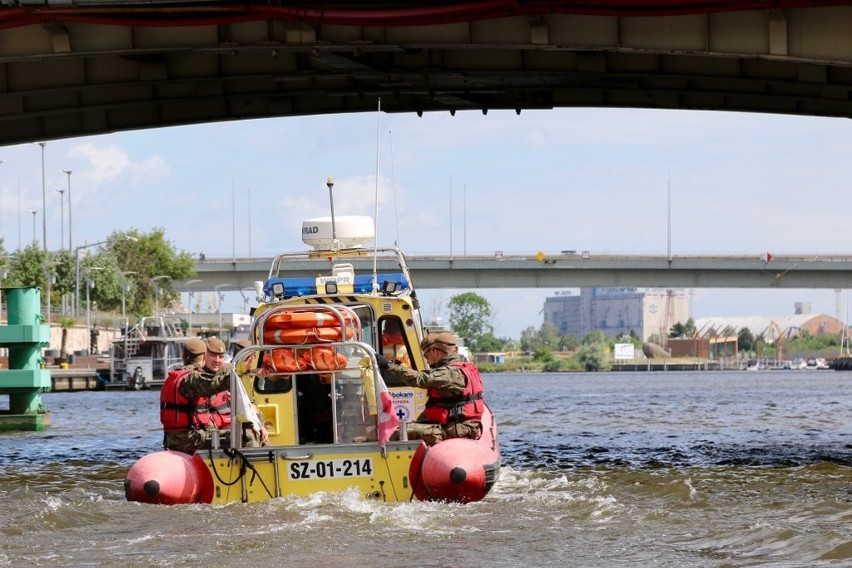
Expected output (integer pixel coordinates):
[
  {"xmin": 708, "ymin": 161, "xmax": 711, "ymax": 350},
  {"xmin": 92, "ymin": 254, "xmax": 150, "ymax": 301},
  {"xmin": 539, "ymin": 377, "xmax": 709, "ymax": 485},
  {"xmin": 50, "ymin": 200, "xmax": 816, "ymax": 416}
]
[
  {"xmin": 422, "ymin": 361, "xmax": 484, "ymax": 424},
  {"xmin": 264, "ymin": 347, "xmax": 348, "ymax": 372},
  {"xmin": 160, "ymin": 368, "xmax": 231, "ymax": 432}
]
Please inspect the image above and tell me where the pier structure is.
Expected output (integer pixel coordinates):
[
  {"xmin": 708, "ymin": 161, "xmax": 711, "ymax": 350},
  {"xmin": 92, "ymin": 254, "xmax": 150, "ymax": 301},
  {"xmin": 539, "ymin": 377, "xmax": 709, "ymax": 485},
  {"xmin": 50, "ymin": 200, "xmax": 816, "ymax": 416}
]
[{"xmin": 0, "ymin": 287, "xmax": 52, "ymax": 431}]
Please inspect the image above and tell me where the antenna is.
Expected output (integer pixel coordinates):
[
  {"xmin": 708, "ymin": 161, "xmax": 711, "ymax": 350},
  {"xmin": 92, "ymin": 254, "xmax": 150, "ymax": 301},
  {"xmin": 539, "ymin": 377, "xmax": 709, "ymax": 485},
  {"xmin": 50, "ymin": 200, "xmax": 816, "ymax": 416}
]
[
  {"xmin": 372, "ymin": 97, "xmax": 381, "ymax": 291},
  {"xmin": 325, "ymin": 176, "xmax": 339, "ymax": 251}
]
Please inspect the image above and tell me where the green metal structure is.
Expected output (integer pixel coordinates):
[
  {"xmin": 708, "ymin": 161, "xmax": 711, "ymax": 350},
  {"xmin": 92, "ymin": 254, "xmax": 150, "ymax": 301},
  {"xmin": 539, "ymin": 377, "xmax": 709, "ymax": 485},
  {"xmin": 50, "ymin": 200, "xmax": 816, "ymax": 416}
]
[{"xmin": 0, "ymin": 287, "xmax": 51, "ymax": 431}]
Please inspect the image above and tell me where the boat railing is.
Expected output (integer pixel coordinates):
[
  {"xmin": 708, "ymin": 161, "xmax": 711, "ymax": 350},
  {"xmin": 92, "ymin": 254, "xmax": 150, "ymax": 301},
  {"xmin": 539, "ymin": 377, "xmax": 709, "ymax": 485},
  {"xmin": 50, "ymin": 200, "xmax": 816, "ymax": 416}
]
[
  {"xmin": 230, "ymin": 339, "xmax": 388, "ymax": 449},
  {"xmin": 264, "ymin": 246, "xmax": 415, "ymax": 299},
  {"xmin": 251, "ymin": 304, "xmax": 361, "ymax": 347}
]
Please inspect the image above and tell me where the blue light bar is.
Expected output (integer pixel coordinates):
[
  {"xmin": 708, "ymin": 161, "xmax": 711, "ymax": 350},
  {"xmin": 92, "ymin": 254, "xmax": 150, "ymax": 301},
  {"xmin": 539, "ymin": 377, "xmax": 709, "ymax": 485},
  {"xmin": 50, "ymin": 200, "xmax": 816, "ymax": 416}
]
[
  {"xmin": 265, "ymin": 273, "xmax": 409, "ymax": 297},
  {"xmin": 353, "ymin": 273, "xmax": 409, "ymax": 293}
]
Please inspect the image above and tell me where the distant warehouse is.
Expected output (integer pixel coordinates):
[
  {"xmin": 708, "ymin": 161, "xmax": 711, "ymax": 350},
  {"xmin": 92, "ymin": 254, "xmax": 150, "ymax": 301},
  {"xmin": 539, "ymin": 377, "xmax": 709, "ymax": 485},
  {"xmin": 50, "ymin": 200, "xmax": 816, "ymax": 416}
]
[{"xmin": 693, "ymin": 313, "xmax": 844, "ymax": 342}]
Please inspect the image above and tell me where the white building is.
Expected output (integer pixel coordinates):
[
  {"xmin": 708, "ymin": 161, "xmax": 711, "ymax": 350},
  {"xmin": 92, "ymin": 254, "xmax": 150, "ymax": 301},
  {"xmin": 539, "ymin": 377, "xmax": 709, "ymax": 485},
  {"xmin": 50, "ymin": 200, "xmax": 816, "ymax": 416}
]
[{"xmin": 543, "ymin": 287, "xmax": 690, "ymax": 341}]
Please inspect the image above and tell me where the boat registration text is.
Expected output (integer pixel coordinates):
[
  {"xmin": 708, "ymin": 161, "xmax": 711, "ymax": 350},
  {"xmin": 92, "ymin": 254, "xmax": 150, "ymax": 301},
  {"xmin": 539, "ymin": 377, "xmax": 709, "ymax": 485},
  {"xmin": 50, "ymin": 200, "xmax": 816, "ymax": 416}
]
[{"xmin": 288, "ymin": 458, "xmax": 373, "ymax": 480}]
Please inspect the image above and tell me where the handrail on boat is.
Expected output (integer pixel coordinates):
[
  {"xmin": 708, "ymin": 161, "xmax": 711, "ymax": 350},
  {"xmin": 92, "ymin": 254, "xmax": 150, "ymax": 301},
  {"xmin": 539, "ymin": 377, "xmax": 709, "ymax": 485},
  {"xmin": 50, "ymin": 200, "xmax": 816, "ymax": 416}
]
[{"xmin": 265, "ymin": 246, "xmax": 416, "ymax": 297}]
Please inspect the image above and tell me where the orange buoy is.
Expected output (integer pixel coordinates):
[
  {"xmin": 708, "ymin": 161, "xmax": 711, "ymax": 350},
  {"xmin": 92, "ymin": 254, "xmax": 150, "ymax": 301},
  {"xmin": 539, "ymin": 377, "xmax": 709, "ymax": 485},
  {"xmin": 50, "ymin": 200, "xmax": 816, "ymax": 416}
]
[{"xmin": 124, "ymin": 451, "xmax": 214, "ymax": 505}]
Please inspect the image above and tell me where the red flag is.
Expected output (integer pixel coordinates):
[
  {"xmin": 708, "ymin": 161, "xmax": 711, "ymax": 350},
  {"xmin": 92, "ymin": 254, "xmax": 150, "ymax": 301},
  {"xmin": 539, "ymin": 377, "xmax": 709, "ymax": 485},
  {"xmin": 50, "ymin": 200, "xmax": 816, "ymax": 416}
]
[
  {"xmin": 765, "ymin": 252, "xmax": 773, "ymax": 262},
  {"xmin": 377, "ymin": 380, "xmax": 400, "ymax": 446}
]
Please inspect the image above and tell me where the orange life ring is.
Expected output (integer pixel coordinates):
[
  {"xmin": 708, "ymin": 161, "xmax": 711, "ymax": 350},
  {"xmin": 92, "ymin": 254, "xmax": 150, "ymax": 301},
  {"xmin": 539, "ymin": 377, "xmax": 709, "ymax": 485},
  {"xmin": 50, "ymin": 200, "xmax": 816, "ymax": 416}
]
[
  {"xmin": 266, "ymin": 310, "xmax": 355, "ymax": 330},
  {"xmin": 263, "ymin": 326, "xmax": 354, "ymax": 345}
]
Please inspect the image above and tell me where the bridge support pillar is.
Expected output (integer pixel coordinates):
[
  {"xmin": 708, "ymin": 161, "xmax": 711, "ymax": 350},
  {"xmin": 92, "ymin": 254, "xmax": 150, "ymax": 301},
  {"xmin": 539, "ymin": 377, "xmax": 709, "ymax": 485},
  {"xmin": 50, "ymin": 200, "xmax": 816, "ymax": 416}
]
[{"xmin": 0, "ymin": 287, "xmax": 52, "ymax": 431}]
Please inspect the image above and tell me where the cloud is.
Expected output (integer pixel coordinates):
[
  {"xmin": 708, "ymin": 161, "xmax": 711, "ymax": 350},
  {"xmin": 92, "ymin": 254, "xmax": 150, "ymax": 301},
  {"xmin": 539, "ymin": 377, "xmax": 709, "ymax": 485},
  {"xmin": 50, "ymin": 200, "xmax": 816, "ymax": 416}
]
[{"xmin": 68, "ymin": 142, "xmax": 170, "ymax": 187}]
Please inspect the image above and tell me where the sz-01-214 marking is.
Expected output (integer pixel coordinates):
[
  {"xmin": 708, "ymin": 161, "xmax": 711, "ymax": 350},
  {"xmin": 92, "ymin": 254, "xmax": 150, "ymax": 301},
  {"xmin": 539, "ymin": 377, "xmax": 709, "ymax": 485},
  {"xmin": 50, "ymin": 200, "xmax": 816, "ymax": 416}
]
[{"xmin": 288, "ymin": 458, "xmax": 374, "ymax": 480}]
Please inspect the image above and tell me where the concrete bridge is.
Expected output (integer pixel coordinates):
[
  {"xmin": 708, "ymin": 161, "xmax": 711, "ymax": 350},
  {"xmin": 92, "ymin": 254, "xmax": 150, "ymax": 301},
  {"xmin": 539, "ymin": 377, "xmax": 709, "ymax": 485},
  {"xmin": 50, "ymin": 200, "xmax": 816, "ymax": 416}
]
[
  {"xmin": 186, "ymin": 253, "xmax": 852, "ymax": 295},
  {"xmin": 2, "ymin": 1, "xmax": 852, "ymax": 146}
]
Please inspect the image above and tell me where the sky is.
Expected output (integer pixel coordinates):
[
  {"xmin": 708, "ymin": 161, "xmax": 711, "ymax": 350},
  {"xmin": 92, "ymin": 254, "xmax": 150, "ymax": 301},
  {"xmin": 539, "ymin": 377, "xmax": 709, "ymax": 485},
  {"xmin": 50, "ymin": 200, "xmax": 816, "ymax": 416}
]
[{"xmin": 1, "ymin": 107, "xmax": 851, "ymax": 338}]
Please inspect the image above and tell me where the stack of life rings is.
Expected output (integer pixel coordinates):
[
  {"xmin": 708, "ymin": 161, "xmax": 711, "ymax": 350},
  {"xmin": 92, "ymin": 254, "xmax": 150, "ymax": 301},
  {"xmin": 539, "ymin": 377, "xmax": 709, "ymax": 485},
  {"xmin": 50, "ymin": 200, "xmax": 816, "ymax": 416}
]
[
  {"xmin": 259, "ymin": 306, "xmax": 360, "ymax": 372},
  {"xmin": 262, "ymin": 309, "xmax": 357, "ymax": 344}
]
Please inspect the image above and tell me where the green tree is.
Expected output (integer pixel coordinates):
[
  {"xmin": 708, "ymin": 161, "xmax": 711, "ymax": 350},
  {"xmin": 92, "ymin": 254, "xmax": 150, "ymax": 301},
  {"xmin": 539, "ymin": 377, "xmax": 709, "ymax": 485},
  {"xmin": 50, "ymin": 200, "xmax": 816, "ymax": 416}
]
[
  {"xmin": 669, "ymin": 317, "xmax": 696, "ymax": 338},
  {"xmin": 476, "ymin": 332, "xmax": 504, "ymax": 352},
  {"xmin": 448, "ymin": 292, "xmax": 493, "ymax": 352},
  {"xmin": 577, "ymin": 335, "xmax": 612, "ymax": 371},
  {"xmin": 7, "ymin": 244, "xmax": 51, "ymax": 289},
  {"xmin": 519, "ymin": 326, "xmax": 538, "ymax": 352},
  {"xmin": 738, "ymin": 327, "xmax": 755, "ymax": 352},
  {"xmin": 558, "ymin": 333, "xmax": 581, "ymax": 351},
  {"xmin": 88, "ymin": 229, "xmax": 195, "ymax": 316}
]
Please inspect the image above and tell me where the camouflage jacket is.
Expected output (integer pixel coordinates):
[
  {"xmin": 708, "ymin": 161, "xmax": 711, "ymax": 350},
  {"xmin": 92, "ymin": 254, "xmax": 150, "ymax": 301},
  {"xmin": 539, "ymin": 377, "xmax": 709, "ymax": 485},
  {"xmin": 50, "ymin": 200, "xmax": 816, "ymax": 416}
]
[
  {"xmin": 384, "ymin": 352, "xmax": 466, "ymax": 398},
  {"xmin": 178, "ymin": 364, "xmax": 232, "ymax": 400}
]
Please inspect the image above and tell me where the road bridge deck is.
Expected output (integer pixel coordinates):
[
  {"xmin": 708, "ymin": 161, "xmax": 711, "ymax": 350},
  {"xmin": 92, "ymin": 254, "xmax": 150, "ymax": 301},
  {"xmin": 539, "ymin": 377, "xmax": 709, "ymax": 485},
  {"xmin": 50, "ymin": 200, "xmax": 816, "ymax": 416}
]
[{"xmin": 183, "ymin": 254, "xmax": 852, "ymax": 293}]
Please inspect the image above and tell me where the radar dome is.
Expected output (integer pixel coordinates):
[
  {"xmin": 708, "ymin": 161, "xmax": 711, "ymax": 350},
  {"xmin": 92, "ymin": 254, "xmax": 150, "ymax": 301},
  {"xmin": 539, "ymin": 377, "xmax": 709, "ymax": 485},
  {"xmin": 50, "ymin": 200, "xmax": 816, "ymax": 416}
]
[{"xmin": 301, "ymin": 216, "xmax": 374, "ymax": 250}]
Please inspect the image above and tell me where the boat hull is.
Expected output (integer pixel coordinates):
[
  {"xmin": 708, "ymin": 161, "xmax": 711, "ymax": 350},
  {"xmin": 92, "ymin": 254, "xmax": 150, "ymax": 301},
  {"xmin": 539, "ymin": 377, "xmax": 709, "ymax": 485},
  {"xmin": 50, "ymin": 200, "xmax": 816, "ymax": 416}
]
[{"xmin": 125, "ymin": 412, "xmax": 500, "ymax": 505}]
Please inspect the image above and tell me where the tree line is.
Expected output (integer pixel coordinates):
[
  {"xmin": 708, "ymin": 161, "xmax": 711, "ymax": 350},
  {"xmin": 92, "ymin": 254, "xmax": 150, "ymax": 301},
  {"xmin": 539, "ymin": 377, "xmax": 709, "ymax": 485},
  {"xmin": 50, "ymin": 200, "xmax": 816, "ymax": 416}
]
[{"xmin": 0, "ymin": 229, "xmax": 195, "ymax": 319}]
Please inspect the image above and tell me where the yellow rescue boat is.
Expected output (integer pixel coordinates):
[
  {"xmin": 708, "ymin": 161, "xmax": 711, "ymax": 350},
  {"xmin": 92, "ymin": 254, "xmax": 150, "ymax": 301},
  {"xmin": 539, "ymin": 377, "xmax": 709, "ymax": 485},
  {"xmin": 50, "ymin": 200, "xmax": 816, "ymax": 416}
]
[{"xmin": 125, "ymin": 215, "xmax": 500, "ymax": 504}]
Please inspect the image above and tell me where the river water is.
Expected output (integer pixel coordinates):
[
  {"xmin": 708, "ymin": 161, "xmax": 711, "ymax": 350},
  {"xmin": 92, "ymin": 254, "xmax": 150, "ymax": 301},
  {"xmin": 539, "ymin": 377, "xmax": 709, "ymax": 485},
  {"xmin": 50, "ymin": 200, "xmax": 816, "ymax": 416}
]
[{"xmin": 2, "ymin": 370, "xmax": 851, "ymax": 567}]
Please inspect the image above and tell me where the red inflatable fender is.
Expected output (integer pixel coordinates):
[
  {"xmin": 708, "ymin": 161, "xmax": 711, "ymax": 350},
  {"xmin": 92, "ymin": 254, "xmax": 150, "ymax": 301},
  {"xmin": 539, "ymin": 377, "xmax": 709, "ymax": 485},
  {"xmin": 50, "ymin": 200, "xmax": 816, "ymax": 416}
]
[
  {"xmin": 124, "ymin": 451, "xmax": 214, "ymax": 505},
  {"xmin": 412, "ymin": 438, "xmax": 491, "ymax": 504}
]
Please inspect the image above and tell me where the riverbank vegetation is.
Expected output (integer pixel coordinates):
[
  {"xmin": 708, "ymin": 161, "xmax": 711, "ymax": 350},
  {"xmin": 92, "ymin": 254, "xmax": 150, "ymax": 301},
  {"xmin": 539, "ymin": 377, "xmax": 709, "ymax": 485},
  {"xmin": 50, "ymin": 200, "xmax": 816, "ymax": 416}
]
[{"xmin": 448, "ymin": 291, "xmax": 847, "ymax": 372}]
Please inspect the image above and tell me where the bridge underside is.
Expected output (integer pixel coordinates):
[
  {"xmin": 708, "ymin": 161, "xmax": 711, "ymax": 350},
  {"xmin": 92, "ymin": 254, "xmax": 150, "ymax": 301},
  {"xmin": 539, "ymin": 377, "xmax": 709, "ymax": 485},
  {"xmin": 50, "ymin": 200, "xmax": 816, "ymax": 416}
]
[{"xmin": 2, "ymin": 1, "xmax": 852, "ymax": 146}]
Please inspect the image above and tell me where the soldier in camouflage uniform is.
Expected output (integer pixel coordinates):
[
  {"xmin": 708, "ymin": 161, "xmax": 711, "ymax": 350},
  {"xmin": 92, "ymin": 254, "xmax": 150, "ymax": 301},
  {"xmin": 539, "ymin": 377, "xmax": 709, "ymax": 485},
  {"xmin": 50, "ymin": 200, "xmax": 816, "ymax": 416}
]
[
  {"xmin": 378, "ymin": 332, "xmax": 484, "ymax": 446},
  {"xmin": 162, "ymin": 337, "xmax": 217, "ymax": 453},
  {"xmin": 173, "ymin": 337, "xmax": 233, "ymax": 453}
]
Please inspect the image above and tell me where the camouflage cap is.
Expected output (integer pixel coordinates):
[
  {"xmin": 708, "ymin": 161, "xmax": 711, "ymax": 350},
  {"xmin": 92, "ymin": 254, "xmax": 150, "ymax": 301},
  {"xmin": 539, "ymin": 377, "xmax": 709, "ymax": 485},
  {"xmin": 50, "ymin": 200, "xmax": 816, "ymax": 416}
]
[
  {"xmin": 205, "ymin": 337, "xmax": 227, "ymax": 354},
  {"xmin": 184, "ymin": 338, "xmax": 207, "ymax": 356},
  {"xmin": 421, "ymin": 332, "xmax": 457, "ymax": 353},
  {"xmin": 235, "ymin": 339, "xmax": 252, "ymax": 350}
]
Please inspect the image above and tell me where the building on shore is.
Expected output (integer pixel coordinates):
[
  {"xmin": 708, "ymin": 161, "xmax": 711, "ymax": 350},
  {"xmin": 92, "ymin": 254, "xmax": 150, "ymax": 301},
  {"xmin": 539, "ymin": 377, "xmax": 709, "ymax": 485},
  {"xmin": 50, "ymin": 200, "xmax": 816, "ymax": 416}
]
[
  {"xmin": 543, "ymin": 287, "xmax": 690, "ymax": 341},
  {"xmin": 692, "ymin": 313, "xmax": 844, "ymax": 342}
]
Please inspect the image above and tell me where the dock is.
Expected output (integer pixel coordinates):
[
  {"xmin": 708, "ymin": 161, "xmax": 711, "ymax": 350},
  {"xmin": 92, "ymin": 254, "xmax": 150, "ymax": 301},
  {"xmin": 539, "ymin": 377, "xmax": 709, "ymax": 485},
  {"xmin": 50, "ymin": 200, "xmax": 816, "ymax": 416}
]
[{"xmin": 50, "ymin": 368, "xmax": 105, "ymax": 392}]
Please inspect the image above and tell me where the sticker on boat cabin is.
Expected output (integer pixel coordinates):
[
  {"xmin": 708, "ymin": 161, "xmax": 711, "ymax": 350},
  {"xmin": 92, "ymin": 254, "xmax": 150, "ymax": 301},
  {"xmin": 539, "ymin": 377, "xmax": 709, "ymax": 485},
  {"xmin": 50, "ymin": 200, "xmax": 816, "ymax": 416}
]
[
  {"xmin": 287, "ymin": 458, "xmax": 373, "ymax": 480},
  {"xmin": 389, "ymin": 389, "xmax": 417, "ymax": 422}
]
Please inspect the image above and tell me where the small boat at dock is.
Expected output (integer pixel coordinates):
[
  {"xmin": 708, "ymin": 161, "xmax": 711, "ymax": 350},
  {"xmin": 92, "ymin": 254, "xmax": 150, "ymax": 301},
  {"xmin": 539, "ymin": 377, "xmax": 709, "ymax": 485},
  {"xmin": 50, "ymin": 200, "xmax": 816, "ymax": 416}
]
[
  {"xmin": 124, "ymin": 214, "xmax": 500, "ymax": 505},
  {"xmin": 109, "ymin": 316, "xmax": 191, "ymax": 390}
]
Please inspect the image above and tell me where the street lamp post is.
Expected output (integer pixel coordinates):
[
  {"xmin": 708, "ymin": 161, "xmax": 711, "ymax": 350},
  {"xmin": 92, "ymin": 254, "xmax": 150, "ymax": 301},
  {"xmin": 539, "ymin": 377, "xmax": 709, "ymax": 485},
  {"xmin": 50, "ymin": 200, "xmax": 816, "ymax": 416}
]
[
  {"xmin": 62, "ymin": 169, "xmax": 72, "ymax": 252},
  {"xmin": 54, "ymin": 187, "xmax": 65, "ymax": 250},
  {"xmin": 214, "ymin": 283, "xmax": 230, "ymax": 338},
  {"xmin": 150, "ymin": 275, "xmax": 169, "ymax": 318},
  {"xmin": 28, "ymin": 210, "xmax": 37, "ymax": 243},
  {"xmin": 74, "ymin": 236, "xmax": 138, "ymax": 318},
  {"xmin": 84, "ymin": 266, "xmax": 103, "ymax": 332},
  {"xmin": 184, "ymin": 279, "xmax": 202, "ymax": 336},
  {"xmin": 44, "ymin": 264, "xmax": 57, "ymax": 324},
  {"xmin": 75, "ymin": 240, "xmax": 108, "ymax": 318},
  {"xmin": 120, "ymin": 271, "xmax": 137, "ymax": 323},
  {"xmin": 37, "ymin": 142, "xmax": 46, "ymax": 251}
]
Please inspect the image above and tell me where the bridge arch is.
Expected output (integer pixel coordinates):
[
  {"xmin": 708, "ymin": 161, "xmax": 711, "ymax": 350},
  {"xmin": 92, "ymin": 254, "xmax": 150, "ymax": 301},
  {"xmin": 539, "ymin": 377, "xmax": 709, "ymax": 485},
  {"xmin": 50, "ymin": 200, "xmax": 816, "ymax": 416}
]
[{"xmin": 2, "ymin": 1, "xmax": 852, "ymax": 144}]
